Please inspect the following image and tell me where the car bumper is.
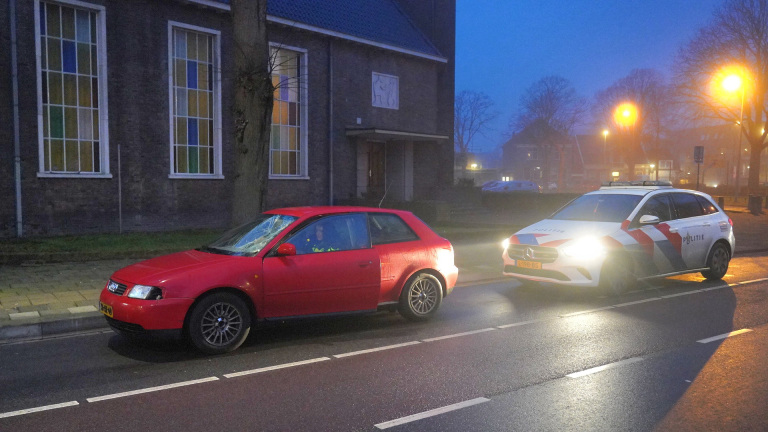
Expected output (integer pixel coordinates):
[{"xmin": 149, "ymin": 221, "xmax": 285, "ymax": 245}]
[
  {"xmin": 443, "ymin": 264, "xmax": 459, "ymax": 294},
  {"xmin": 501, "ymin": 251, "xmax": 603, "ymax": 288},
  {"xmin": 99, "ymin": 289, "xmax": 194, "ymax": 332}
]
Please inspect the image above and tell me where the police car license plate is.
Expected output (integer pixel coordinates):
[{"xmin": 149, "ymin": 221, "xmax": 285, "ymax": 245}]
[
  {"xmin": 516, "ymin": 260, "xmax": 541, "ymax": 270},
  {"xmin": 99, "ymin": 301, "xmax": 113, "ymax": 318}
]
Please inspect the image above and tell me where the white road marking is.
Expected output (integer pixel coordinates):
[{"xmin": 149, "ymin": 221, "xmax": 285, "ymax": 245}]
[
  {"xmin": 374, "ymin": 397, "xmax": 490, "ymax": 429},
  {"xmin": 225, "ymin": 357, "xmax": 331, "ymax": 377},
  {"xmin": 0, "ymin": 401, "xmax": 79, "ymax": 419},
  {"xmin": 422, "ymin": 328, "xmax": 496, "ymax": 342},
  {"xmin": 566, "ymin": 357, "xmax": 644, "ymax": 379},
  {"xmin": 734, "ymin": 278, "xmax": 768, "ymax": 285},
  {"xmin": 497, "ymin": 319, "xmax": 542, "ymax": 329},
  {"xmin": 661, "ymin": 290, "xmax": 701, "ymax": 298},
  {"xmin": 696, "ymin": 329, "xmax": 753, "ymax": 344},
  {"xmin": 613, "ymin": 298, "xmax": 662, "ymax": 307},
  {"xmin": 560, "ymin": 306, "xmax": 614, "ymax": 317},
  {"xmin": 86, "ymin": 377, "xmax": 219, "ymax": 402},
  {"xmin": 333, "ymin": 342, "xmax": 421, "ymax": 358}
]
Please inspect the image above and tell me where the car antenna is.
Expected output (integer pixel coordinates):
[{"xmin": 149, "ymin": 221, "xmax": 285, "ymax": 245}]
[{"xmin": 378, "ymin": 181, "xmax": 392, "ymax": 208}]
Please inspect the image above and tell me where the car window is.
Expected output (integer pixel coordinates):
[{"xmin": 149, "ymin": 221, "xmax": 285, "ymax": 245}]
[
  {"xmin": 289, "ymin": 213, "xmax": 370, "ymax": 254},
  {"xmin": 631, "ymin": 194, "xmax": 672, "ymax": 227},
  {"xmin": 368, "ymin": 213, "xmax": 419, "ymax": 245},
  {"xmin": 550, "ymin": 194, "xmax": 642, "ymax": 222},
  {"xmin": 695, "ymin": 195, "xmax": 719, "ymax": 214},
  {"xmin": 671, "ymin": 193, "xmax": 705, "ymax": 219}
]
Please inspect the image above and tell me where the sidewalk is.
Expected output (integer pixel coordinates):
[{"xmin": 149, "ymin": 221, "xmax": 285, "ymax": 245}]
[{"xmin": 1, "ymin": 206, "xmax": 766, "ymax": 343}]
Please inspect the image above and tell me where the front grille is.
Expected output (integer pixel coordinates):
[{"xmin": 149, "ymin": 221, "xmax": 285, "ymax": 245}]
[
  {"xmin": 504, "ymin": 265, "xmax": 570, "ymax": 281},
  {"xmin": 105, "ymin": 316, "xmax": 146, "ymax": 334},
  {"xmin": 507, "ymin": 245, "xmax": 559, "ymax": 263},
  {"xmin": 107, "ymin": 280, "xmax": 127, "ymax": 296}
]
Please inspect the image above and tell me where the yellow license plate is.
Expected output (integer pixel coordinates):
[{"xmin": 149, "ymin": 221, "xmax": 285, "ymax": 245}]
[
  {"xmin": 516, "ymin": 260, "xmax": 542, "ymax": 270},
  {"xmin": 99, "ymin": 301, "xmax": 113, "ymax": 318}
]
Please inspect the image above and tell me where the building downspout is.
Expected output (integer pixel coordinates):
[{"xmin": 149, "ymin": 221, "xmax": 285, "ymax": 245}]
[
  {"xmin": 327, "ymin": 39, "xmax": 334, "ymax": 205},
  {"xmin": 10, "ymin": 0, "xmax": 23, "ymax": 237}
]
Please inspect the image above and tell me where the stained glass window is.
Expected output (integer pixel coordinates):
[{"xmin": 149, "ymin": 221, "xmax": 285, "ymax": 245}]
[
  {"xmin": 270, "ymin": 47, "xmax": 304, "ymax": 177},
  {"xmin": 171, "ymin": 27, "xmax": 216, "ymax": 175},
  {"xmin": 39, "ymin": 1, "xmax": 103, "ymax": 174}
]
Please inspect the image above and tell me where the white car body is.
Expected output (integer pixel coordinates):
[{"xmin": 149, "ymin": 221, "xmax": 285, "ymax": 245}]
[{"xmin": 502, "ymin": 182, "xmax": 736, "ymax": 288}]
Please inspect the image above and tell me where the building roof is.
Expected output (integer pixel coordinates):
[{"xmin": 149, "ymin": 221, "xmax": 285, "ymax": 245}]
[{"xmin": 205, "ymin": 0, "xmax": 444, "ymax": 60}]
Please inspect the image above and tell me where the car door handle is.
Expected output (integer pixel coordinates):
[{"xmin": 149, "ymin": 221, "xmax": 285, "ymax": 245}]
[
  {"xmin": 703, "ymin": 222, "xmax": 711, "ymax": 227},
  {"xmin": 669, "ymin": 228, "xmax": 678, "ymax": 233},
  {"xmin": 358, "ymin": 261, "xmax": 373, "ymax": 267}
]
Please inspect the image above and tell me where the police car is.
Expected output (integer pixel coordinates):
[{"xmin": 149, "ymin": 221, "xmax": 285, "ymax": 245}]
[{"xmin": 501, "ymin": 181, "xmax": 736, "ymax": 293}]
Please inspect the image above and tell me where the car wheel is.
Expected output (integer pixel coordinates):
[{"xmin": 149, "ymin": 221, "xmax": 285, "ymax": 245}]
[
  {"xmin": 599, "ymin": 255, "xmax": 636, "ymax": 295},
  {"xmin": 398, "ymin": 272, "xmax": 443, "ymax": 321},
  {"xmin": 188, "ymin": 292, "xmax": 251, "ymax": 355},
  {"xmin": 701, "ymin": 242, "xmax": 730, "ymax": 280}
]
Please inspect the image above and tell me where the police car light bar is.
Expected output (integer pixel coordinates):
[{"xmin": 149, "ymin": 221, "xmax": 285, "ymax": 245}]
[{"xmin": 600, "ymin": 180, "xmax": 673, "ymax": 188}]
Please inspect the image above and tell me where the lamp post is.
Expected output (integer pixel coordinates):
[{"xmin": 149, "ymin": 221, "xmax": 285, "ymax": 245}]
[
  {"xmin": 613, "ymin": 102, "xmax": 639, "ymax": 180},
  {"xmin": 602, "ymin": 129, "xmax": 609, "ymax": 181},
  {"xmin": 722, "ymin": 72, "xmax": 745, "ymax": 198}
]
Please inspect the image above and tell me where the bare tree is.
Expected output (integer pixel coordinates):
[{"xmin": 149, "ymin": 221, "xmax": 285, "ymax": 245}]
[
  {"xmin": 454, "ymin": 91, "xmax": 497, "ymax": 171},
  {"xmin": 593, "ymin": 69, "xmax": 673, "ymax": 180},
  {"xmin": 674, "ymin": 0, "xmax": 768, "ymax": 204},
  {"xmin": 513, "ymin": 76, "xmax": 586, "ymax": 188},
  {"xmin": 230, "ymin": 0, "xmax": 274, "ymax": 225}
]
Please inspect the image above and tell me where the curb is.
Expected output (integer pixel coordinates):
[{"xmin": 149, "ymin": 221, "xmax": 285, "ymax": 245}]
[{"xmin": 0, "ymin": 313, "xmax": 107, "ymax": 344}]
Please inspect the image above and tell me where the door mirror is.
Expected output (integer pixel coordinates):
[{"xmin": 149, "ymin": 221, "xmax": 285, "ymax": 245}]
[
  {"xmin": 639, "ymin": 214, "xmax": 660, "ymax": 225},
  {"xmin": 276, "ymin": 243, "xmax": 297, "ymax": 256}
]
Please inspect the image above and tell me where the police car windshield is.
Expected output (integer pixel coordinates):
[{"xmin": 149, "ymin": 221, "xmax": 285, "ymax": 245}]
[{"xmin": 551, "ymin": 194, "xmax": 642, "ymax": 222}]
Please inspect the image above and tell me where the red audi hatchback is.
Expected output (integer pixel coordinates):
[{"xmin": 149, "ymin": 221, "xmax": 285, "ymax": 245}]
[{"xmin": 99, "ymin": 207, "xmax": 458, "ymax": 354}]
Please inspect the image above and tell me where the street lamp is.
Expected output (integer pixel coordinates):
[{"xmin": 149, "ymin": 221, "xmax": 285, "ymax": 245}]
[
  {"xmin": 613, "ymin": 102, "xmax": 639, "ymax": 180},
  {"xmin": 721, "ymin": 72, "xmax": 745, "ymax": 198}
]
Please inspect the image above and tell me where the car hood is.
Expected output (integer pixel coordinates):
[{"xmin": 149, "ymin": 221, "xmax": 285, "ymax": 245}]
[
  {"xmin": 112, "ymin": 249, "xmax": 235, "ymax": 285},
  {"xmin": 510, "ymin": 219, "xmax": 622, "ymax": 247}
]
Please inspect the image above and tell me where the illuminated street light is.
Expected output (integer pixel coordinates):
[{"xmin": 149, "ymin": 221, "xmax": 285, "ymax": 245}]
[{"xmin": 613, "ymin": 102, "xmax": 638, "ymax": 128}]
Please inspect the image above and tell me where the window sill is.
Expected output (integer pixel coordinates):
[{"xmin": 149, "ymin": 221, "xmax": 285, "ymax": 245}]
[
  {"xmin": 269, "ymin": 175, "xmax": 310, "ymax": 180},
  {"xmin": 168, "ymin": 174, "xmax": 225, "ymax": 180},
  {"xmin": 37, "ymin": 172, "xmax": 113, "ymax": 179}
]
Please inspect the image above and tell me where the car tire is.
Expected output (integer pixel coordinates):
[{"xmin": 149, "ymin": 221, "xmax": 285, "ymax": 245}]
[
  {"xmin": 188, "ymin": 292, "xmax": 251, "ymax": 355},
  {"xmin": 599, "ymin": 255, "xmax": 636, "ymax": 295},
  {"xmin": 398, "ymin": 272, "xmax": 443, "ymax": 321},
  {"xmin": 701, "ymin": 242, "xmax": 730, "ymax": 280}
]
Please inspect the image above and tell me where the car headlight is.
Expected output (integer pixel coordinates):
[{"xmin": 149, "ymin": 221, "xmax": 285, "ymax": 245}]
[
  {"xmin": 501, "ymin": 238, "xmax": 510, "ymax": 250},
  {"xmin": 127, "ymin": 284, "xmax": 163, "ymax": 300},
  {"xmin": 562, "ymin": 237, "xmax": 605, "ymax": 260}
]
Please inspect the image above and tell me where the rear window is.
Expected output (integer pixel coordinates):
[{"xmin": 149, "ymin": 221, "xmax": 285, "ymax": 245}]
[
  {"xmin": 368, "ymin": 213, "xmax": 419, "ymax": 245},
  {"xmin": 695, "ymin": 195, "xmax": 719, "ymax": 214},
  {"xmin": 551, "ymin": 194, "xmax": 643, "ymax": 222}
]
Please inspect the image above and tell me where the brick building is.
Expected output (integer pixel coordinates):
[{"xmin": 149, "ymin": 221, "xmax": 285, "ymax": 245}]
[{"xmin": 1, "ymin": 0, "xmax": 455, "ymax": 237}]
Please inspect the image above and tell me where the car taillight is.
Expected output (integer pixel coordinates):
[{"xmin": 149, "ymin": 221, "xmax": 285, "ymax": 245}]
[{"xmin": 728, "ymin": 218, "xmax": 733, "ymax": 226}]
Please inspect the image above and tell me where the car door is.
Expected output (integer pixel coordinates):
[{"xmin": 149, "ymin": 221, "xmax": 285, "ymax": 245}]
[
  {"xmin": 627, "ymin": 193, "xmax": 686, "ymax": 277},
  {"xmin": 261, "ymin": 213, "xmax": 381, "ymax": 318},
  {"xmin": 668, "ymin": 192, "xmax": 710, "ymax": 268}
]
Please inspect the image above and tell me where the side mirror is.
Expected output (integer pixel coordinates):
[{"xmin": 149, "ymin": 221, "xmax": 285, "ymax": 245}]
[
  {"xmin": 639, "ymin": 214, "xmax": 660, "ymax": 225},
  {"xmin": 276, "ymin": 243, "xmax": 297, "ymax": 256}
]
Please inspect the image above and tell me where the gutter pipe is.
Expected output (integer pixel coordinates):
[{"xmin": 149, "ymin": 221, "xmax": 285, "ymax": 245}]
[{"xmin": 10, "ymin": 0, "xmax": 23, "ymax": 237}]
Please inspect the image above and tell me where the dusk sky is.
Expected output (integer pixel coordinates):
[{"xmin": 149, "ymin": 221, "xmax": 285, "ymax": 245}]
[{"xmin": 455, "ymin": 0, "xmax": 724, "ymax": 152}]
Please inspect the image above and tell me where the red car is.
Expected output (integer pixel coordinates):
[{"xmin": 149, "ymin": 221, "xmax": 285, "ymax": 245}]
[{"xmin": 99, "ymin": 207, "xmax": 458, "ymax": 354}]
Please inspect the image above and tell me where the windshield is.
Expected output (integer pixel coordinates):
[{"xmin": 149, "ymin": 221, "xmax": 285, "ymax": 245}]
[
  {"xmin": 201, "ymin": 214, "xmax": 298, "ymax": 256},
  {"xmin": 550, "ymin": 194, "xmax": 642, "ymax": 222}
]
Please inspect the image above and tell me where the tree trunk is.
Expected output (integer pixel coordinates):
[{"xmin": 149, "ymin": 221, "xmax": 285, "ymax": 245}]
[{"xmin": 231, "ymin": 0, "xmax": 273, "ymax": 226}]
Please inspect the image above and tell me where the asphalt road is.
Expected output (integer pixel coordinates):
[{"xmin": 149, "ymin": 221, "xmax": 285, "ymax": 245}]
[{"xmin": 1, "ymin": 253, "xmax": 767, "ymax": 431}]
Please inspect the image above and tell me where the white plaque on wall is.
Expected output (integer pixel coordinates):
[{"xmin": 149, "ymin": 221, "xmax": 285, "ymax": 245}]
[{"xmin": 372, "ymin": 72, "xmax": 399, "ymax": 109}]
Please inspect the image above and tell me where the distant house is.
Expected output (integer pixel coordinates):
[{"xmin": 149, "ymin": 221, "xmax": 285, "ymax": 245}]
[
  {"xmin": 0, "ymin": 0, "xmax": 455, "ymax": 237},
  {"xmin": 501, "ymin": 125, "xmax": 584, "ymax": 190}
]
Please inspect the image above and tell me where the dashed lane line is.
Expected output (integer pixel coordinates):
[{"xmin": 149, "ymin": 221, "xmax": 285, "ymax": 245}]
[
  {"xmin": 225, "ymin": 357, "xmax": 331, "ymax": 377},
  {"xmin": 86, "ymin": 377, "xmax": 219, "ymax": 402},
  {"xmin": 422, "ymin": 328, "xmax": 496, "ymax": 342},
  {"xmin": 374, "ymin": 397, "xmax": 490, "ymax": 429},
  {"xmin": 333, "ymin": 342, "xmax": 421, "ymax": 358},
  {"xmin": 0, "ymin": 401, "xmax": 79, "ymax": 419},
  {"xmin": 696, "ymin": 329, "xmax": 753, "ymax": 344},
  {"xmin": 566, "ymin": 357, "xmax": 644, "ymax": 379}
]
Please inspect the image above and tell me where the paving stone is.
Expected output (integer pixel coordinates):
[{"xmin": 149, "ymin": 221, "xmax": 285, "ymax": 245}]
[
  {"xmin": 54, "ymin": 292, "xmax": 86, "ymax": 302},
  {"xmin": 80, "ymin": 290, "xmax": 102, "ymax": 300},
  {"xmin": 0, "ymin": 298, "xmax": 31, "ymax": 308},
  {"xmin": 40, "ymin": 309, "xmax": 72, "ymax": 317},
  {"xmin": 68, "ymin": 305, "xmax": 98, "ymax": 313},
  {"xmin": 28, "ymin": 294, "xmax": 58, "ymax": 305}
]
